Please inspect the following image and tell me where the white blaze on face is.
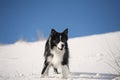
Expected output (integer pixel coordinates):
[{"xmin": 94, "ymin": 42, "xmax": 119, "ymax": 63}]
[
  {"xmin": 57, "ymin": 35, "xmax": 64, "ymax": 50},
  {"xmin": 57, "ymin": 41, "xmax": 64, "ymax": 50}
]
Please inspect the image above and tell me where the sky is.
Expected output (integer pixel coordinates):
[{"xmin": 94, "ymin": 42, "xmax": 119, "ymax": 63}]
[{"xmin": 0, "ymin": 0, "xmax": 120, "ymax": 44}]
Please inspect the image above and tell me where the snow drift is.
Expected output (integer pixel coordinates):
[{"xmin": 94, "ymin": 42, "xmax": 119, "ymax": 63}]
[{"xmin": 0, "ymin": 31, "xmax": 120, "ymax": 80}]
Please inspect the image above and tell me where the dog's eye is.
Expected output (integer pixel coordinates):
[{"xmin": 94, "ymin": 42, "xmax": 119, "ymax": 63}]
[
  {"xmin": 61, "ymin": 37, "xmax": 67, "ymax": 42},
  {"xmin": 53, "ymin": 40, "xmax": 56, "ymax": 43},
  {"xmin": 63, "ymin": 39, "xmax": 67, "ymax": 42},
  {"xmin": 55, "ymin": 38, "xmax": 60, "ymax": 43},
  {"xmin": 52, "ymin": 37, "xmax": 60, "ymax": 43}
]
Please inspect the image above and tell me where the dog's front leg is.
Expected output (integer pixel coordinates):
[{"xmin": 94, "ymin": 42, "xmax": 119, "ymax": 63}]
[
  {"xmin": 41, "ymin": 62, "xmax": 51, "ymax": 77},
  {"xmin": 62, "ymin": 65, "xmax": 69, "ymax": 79}
]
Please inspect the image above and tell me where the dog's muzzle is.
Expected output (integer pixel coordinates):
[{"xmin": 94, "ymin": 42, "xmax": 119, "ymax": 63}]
[{"xmin": 57, "ymin": 42, "xmax": 65, "ymax": 50}]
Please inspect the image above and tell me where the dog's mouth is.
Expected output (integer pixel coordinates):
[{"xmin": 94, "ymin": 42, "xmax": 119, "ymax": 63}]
[{"xmin": 58, "ymin": 47, "xmax": 63, "ymax": 50}]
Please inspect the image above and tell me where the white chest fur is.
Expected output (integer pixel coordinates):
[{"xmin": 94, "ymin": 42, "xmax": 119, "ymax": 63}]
[{"xmin": 50, "ymin": 48, "xmax": 65, "ymax": 68}]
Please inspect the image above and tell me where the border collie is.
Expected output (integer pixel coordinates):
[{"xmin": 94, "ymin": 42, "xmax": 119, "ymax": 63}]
[{"xmin": 41, "ymin": 28, "xmax": 69, "ymax": 78}]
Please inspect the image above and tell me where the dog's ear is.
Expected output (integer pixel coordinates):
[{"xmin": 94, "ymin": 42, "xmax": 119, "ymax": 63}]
[
  {"xmin": 63, "ymin": 28, "xmax": 68, "ymax": 35},
  {"xmin": 51, "ymin": 28, "xmax": 57, "ymax": 36}
]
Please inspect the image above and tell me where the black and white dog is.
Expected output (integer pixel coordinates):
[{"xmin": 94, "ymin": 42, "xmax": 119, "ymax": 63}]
[{"xmin": 41, "ymin": 28, "xmax": 69, "ymax": 78}]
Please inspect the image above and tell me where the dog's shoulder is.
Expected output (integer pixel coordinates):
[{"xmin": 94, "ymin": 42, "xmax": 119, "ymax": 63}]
[{"xmin": 44, "ymin": 39, "xmax": 50, "ymax": 57}]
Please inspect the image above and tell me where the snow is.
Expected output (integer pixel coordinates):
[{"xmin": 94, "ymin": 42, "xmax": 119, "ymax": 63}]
[{"xmin": 0, "ymin": 31, "xmax": 120, "ymax": 80}]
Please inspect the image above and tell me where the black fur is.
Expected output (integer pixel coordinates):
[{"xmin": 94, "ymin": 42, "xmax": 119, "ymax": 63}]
[{"xmin": 41, "ymin": 28, "xmax": 69, "ymax": 77}]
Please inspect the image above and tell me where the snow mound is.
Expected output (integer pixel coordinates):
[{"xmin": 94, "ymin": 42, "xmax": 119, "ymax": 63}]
[{"xmin": 0, "ymin": 31, "xmax": 120, "ymax": 80}]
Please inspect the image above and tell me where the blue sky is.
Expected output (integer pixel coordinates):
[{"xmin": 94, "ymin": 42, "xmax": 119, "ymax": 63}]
[{"xmin": 0, "ymin": 0, "xmax": 120, "ymax": 44}]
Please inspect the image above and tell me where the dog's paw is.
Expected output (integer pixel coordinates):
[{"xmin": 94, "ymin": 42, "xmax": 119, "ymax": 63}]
[
  {"xmin": 40, "ymin": 74, "xmax": 45, "ymax": 78},
  {"xmin": 41, "ymin": 74, "xmax": 48, "ymax": 78}
]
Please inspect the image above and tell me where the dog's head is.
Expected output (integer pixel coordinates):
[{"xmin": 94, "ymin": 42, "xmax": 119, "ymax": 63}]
[{"xmin": 50, "ymin": 28, "xmax": 68, "ymax": 51}]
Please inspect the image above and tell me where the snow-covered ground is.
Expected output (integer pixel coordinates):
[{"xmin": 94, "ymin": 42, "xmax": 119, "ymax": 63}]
[{"xmin": 0, "ymin": 31, "xmax": 120, "ymax": 80}]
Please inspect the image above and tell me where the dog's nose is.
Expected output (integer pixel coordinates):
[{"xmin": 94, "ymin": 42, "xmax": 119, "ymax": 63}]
[{"xmin": 57, "ymin": 42, "xmax": 65, "ymax": 50}]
